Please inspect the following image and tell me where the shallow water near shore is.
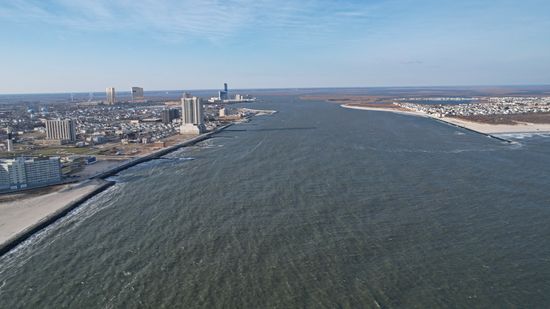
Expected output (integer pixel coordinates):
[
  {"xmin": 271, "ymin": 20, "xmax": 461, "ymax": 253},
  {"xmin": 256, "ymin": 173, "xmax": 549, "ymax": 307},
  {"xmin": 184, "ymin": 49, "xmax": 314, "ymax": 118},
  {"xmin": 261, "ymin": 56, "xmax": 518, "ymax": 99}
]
[{"xmin": 1, "ymin": 96, "xmax": 550, "ymax": 308}]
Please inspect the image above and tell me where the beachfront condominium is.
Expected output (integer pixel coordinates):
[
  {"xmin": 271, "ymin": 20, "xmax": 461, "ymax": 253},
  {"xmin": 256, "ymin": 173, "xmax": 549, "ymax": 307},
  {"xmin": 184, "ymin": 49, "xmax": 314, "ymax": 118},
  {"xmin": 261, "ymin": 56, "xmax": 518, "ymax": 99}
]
[
  {"xmin": 180, "ymin": 96, "xmax": 205, "ymax": 134},
  {"xmin": 0, "ymin": 157, "xmax": 62, "ymax": 191},
  {"xmin": 46, "ymin": 119, "xmax": 76, "ymax": 142},
  {"xmin": 131, "ymin": 87, "xmax": 144, "ymax": 102},
  {"xmin": 106, "ymin": 87, "xmax": 116, "ymax": 105}
]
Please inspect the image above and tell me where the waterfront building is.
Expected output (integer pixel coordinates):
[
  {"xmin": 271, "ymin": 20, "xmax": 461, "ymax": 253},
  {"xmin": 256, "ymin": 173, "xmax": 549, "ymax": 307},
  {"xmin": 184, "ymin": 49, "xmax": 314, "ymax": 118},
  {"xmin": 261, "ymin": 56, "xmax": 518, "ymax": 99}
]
[
  {"xmin": 131, "ymin": 87, "xmax": 144, "ymax": 102},
  {"xmin": 180, "ymin": 96, "xmax": 205, "ymax": 134},
  {"xmin": 106, "ymin": 87, "xmax": 116, "ymax": 105},
  {"xmin": 46, "ymin": 119, "xmax": 76, "ymax": 142},
  {"xmin": 0, "ymin": 157, "xmax": 62, "ymax": 191}
]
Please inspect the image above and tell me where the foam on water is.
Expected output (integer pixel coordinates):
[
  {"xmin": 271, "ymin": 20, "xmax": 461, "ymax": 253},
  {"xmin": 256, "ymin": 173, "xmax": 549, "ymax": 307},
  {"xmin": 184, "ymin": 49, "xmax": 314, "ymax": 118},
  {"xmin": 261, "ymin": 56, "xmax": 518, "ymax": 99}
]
[{"xmin": 493, "ymin": 132, "xmax": 550, "ymax": 139}]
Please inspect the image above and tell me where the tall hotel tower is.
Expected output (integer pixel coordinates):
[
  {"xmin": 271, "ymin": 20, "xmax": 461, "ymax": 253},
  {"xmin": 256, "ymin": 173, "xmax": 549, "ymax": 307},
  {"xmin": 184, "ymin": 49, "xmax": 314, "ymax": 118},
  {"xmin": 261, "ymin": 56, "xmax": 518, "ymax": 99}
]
[
  {"xmin": 106, "ymin": 87, "xmax": 116, "ymax": 104},
  {"xmin": 131, "ymin": 87, "xmax": 144, "ymax": 102},
  {"xmin": 180, "ymin": 96, "xmax": 205, "ymax": 135}
]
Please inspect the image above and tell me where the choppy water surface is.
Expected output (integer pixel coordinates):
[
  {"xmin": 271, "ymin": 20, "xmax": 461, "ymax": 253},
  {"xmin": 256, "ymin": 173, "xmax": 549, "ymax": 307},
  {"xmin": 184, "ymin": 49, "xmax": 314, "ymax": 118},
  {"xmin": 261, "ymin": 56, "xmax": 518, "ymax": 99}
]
[{"xmin": 1, "ymin": 96, "xmax": 550, "ymax": 308}]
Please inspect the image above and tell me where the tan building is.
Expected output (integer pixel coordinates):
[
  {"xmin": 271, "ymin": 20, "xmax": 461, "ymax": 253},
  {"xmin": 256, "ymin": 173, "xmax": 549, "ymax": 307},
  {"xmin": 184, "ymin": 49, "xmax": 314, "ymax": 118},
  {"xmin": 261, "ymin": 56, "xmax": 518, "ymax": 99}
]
[
  {"xmin": 46, "ymin": 119, "xmax": 76, "ymax": 142},
  {"xmin": 106, "ymin": 87, "xmax": 116, "ymax": 104},
  {"xmin": 131, "ymin": 87, "xmax": 144, "ymax": 102},
  {"xmin": 180, "ymin": 96, "xmax": 205, "ymax": 135}
]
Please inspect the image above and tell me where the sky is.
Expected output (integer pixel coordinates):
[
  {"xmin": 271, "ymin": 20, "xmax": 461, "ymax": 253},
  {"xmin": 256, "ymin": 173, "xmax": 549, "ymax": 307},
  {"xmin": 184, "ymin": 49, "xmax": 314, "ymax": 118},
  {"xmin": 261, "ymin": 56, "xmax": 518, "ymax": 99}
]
[{"xmin": 0, "ymin": 0, "xmax": 549, "ymax": 93}]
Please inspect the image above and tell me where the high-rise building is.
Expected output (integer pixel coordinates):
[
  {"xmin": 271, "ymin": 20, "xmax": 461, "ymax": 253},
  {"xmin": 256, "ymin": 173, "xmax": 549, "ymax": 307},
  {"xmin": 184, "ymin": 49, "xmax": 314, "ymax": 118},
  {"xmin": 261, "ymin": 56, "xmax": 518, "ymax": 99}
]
[
  {"xmin": 218, "ymin": 83, "xmax": 229, "ymax": 101},
  {"xmin": 0, "ymin": 157, "xmax": 62, "ymax": 191},
  {"xmin": 6, "ymin": 139, "xmax": 13, "ymax": 152},
  {"xmin": 46, "ymin": 119, "xmax": 76, "ymax": 142},
  {"xmin": 131, "ymin": 87, "xmax": 144, "ymax": 102},
  {"xmin": 161, "ymin": 108, "xmax": 180, "ymax": 124},
  {"xmin": 106, "ymin": 87, "xmax": 116, "ymax": 104},
  {"xmin": 180, "ymin": 96, "xmax": 205, "ymax": 134}
]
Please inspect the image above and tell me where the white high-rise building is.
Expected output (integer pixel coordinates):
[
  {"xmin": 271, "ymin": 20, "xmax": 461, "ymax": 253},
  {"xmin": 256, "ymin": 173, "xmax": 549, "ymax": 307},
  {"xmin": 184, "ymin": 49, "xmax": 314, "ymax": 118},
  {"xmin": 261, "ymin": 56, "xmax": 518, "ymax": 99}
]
[
  {"xmin": 46, "ymin": 119, "xmax": 76, "ymax": 142},
  {"xmin": 6, "ymin": 139, "xmax": 13, "ymax": 152},
  {"xmin": 106, "ymin": 87, "xmax": 116, "ymax": 105},
  {"xmin": 0, "ymin": 157, "xmax": 62, "ymax": 191},
  {"xmin": 180, "ymin": 96, "xmax": 205, "ymax": 135},
  {"xmin": 131, "ymin": 87, "xmax": 144, "ymax": 102}
]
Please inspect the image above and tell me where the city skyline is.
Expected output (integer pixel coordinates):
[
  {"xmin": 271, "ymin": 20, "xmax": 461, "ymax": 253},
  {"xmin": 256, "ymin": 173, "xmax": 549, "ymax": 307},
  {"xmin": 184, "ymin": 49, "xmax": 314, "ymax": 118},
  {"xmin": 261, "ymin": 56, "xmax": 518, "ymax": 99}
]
[{"xmin": 1, "ymin": 0, "xmax": 550, "ymax": 94}]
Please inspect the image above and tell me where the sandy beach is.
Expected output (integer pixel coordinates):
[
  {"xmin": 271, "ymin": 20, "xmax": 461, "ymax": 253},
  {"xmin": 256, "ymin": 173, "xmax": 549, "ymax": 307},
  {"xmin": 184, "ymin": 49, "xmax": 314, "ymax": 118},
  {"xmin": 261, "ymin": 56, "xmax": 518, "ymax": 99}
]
[
  {"xmin": 0, "ymin": 179, "xmax": 109, "ymax": 250},
  {"xmin": 342, "ymin": 104, "xmax": 550, "ymax": 134},
  {"xmin": 433, "ymin": 117, "xmax": 550, "ymax": 134},
  {"xmin": 342, "ymin": 104, "xmax": 429, "ymax": 118},
  {"xmin": 76, "ymin": 159, "xmax": 129, "ymax": 179},
  {"xmin": 0, "ymin": 123, "xmax": 236, "ymax": 255}
]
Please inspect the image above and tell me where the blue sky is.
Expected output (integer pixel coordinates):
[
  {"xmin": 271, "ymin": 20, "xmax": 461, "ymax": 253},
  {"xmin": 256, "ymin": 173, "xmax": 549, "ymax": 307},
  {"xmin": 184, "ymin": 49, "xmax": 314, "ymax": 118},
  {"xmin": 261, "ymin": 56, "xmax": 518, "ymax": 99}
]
[{"xmin": 0, "ymin": 0, "xmax": 549, "ymax": 93}]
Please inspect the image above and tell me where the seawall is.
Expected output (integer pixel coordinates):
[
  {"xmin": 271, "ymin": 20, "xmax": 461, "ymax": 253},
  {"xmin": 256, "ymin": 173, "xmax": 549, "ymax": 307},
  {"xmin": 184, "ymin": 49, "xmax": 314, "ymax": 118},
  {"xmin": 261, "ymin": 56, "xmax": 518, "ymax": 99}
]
[
  {"xmin": 0, "ymin": 180, "xmax": 115, "ymax": 256},
  {"xmin": 93, "ymin": 124, "xmax": 233, "ymax": 179}
]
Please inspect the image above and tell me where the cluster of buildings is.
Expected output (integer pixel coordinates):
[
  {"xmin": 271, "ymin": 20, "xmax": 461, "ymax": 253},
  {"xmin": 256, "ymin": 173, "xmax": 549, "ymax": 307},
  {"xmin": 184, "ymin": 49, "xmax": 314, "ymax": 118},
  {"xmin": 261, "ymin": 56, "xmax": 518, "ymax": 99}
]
[
  {"xmin": 0, "ymin": 83, "xmax": 260, "ymax": 192},
  {"xmin": 208, "ymin": 83, "xmax": 257, "ymax": 103},
  {"xmin": 119, "ymin": 120, "xmax": 179, "ymax": 144},
  {"xmin": 395, "ymin": 97, "xmax": 479, "ymax": 102},
  {"xmin": 161, "ymin": 108, "xmax": 180, "ymax": 124},
  {"xmin": 1, "ymin": 93, "xmax": 213, "ymax": 154},
  {"xmin": 105, "ymin": 86, "xmax": 145, "ymax": 105},
  {"xmin": 396, "ymin": 97, "xmax": 550, "ymax": 117},
  {"xmin": 0, "ymin": 157, "xmax": 62, "ymax": 191}
]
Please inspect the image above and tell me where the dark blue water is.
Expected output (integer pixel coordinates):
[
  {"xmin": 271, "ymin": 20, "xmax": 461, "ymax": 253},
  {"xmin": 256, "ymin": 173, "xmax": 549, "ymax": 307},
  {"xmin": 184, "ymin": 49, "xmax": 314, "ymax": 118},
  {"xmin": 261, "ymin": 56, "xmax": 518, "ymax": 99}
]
[{"xmin": 1, "ymin": 96, "xmax": 549, "ymax": 308}]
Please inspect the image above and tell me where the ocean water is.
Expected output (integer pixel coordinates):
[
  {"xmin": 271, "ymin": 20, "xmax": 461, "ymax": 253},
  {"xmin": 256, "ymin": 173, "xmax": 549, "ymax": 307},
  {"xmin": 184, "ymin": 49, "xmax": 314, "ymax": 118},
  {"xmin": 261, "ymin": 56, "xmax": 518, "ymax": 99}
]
[{"xmin": 1, "ymin": 96, "xmax": 550, "ymax": 308}]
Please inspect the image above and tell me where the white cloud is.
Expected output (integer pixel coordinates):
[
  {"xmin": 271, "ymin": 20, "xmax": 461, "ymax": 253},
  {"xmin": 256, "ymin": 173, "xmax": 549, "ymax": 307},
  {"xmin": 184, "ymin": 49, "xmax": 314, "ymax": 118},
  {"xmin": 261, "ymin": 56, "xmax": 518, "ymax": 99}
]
[{"xmin": 0, "ymin": 0, "xmax": 375, "ymax": 41}]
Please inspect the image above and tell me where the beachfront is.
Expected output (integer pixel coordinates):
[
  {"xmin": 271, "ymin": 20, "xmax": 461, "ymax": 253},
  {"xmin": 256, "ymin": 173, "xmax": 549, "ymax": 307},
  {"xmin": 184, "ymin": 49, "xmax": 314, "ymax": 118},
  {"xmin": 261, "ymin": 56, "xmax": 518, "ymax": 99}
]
[
  {"xmin": 0, "ymin": 113, "xmax": 278, "ymax": 255},
  {"xmin": 342, "ymin": 104, "xmax": 550, "ymax": 134},
  {"xmin": 0, "ymin": 179, "xmax": 111, "ymax": 254},
  {"xmin": 0, "ymin": 125, "xmax": 230, "ymax": 255}
]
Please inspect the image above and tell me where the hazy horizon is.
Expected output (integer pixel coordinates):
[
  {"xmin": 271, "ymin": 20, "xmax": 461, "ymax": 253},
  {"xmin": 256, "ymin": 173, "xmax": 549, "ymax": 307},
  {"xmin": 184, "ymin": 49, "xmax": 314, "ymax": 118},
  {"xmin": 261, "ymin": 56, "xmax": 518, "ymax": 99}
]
[{"xmin": 1, "ymin": 84, "xmax": 550, "ymax": 96}]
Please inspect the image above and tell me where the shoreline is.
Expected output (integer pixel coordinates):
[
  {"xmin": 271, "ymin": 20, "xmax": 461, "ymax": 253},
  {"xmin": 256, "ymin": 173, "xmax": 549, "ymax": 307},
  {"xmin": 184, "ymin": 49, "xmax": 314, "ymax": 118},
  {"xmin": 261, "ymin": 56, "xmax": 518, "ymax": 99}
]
[
  {"xmin": 0, "ymin": 124, "xmax": 233, "ymax": 257},
  {"xmin": 342, "ymin": 105, "xmax": 430, "ymax": 118},
  {"xmin": 342, "ymin": 104, "xmax": 550, "ymax": 137},
  {"xmin": 0, "ymin": 179, "xmax": 115, "ymax": 256}
]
